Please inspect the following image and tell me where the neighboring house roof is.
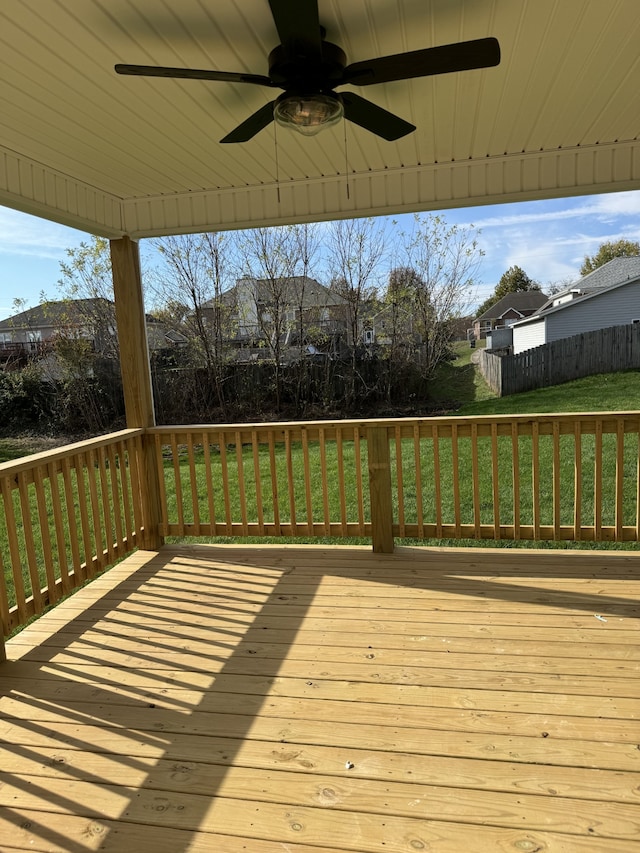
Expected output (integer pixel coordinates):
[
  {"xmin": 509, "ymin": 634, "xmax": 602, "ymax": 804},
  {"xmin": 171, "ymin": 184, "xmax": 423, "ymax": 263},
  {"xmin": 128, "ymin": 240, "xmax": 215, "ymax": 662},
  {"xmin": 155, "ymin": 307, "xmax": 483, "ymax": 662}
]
[
  {"xmin": 0, "ymin": 298, "xmax": 115, "ymax": 331},
  {"xmin": 532, "ymin": 256, "xmax": 640, "ymax": 315},
  {"xmin": 512, "ymin": 265, "xmax": 640, "ymax": 327},
  {"xmin": 474, "ymin": 290, "xmax": 548, "ymax": 322},
  {"xmin": 213, "ymin": 276, "xmax": 346, "ymax": 311}
]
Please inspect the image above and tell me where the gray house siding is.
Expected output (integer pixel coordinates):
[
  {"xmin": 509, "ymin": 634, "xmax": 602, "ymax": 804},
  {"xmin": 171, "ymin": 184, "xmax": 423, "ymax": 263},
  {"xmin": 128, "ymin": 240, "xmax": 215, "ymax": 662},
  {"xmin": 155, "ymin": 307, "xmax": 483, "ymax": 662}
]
[
  {"xmin": 545, "ymin": 279, "xmax": 640, "ymax": 342},
  {"xmin": 512, "ymin": 319, "xmax": 546, "ymax": 354}
]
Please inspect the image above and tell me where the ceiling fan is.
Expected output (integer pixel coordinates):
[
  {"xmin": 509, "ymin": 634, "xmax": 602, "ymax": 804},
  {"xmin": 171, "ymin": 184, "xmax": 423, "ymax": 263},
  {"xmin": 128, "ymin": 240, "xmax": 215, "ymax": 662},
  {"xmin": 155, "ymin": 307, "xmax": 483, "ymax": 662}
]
[{"xmin": 115, "ymin": 0, "xmax": 500, "ymax": 143}]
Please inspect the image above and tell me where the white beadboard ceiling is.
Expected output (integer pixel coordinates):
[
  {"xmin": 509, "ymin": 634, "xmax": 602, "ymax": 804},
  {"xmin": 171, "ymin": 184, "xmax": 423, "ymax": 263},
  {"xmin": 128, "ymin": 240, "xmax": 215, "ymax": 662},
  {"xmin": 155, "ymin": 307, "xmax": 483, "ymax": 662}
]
[{"xmin": 0, "ymin": 0, "xmax": 638, "ymax": 238}]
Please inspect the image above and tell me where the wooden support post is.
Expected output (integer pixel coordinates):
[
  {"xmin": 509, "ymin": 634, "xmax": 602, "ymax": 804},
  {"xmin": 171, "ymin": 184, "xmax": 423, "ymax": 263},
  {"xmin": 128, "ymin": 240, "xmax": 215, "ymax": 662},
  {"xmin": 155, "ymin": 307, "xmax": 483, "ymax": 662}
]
[
  {"xmin": 110, "ymin": 236, "xmax": 162, "ymax": 550},
  {"xmin": 367, "ymin": 425, "xmax": 394, "ymax": 553}
]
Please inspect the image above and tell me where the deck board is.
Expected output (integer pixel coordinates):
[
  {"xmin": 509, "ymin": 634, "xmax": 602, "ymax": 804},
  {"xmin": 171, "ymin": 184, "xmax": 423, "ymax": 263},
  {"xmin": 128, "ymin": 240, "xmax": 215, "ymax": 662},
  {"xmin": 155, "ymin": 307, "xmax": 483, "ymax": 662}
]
[{"xmin": 1, "ymin": 544, "xmax": 640, "ymax": 852}]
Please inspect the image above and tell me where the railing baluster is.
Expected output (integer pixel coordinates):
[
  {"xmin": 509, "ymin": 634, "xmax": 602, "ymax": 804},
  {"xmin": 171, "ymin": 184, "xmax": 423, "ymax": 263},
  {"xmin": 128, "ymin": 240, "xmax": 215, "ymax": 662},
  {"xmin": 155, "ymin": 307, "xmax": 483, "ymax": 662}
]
[
  {"xmin": 285, "ymin": 429, "xmax": 297, "ymax": 533},
  {"xmin": 394, "ymin": 426, "xmax": 405, "ymax": 538},
  {"xmin": 17, "ymin": 471, "xmax": 44, "ymax": 613},
  {"xmin": 319, "ymin": 427, "xmax": 330, "ymax": 535},
  {"xmin": 32, "ymin": 464, "xmax": 57, "ymax": 606},
  {"xmin": 512, "ymin": 423, "xmax": 521, "ymax": 540},
  {"xmin": 268, "ymin": 430, "xmax": 280, "ymax": 534},
  {"xmin": 61, "ymin": 456, "xmax": 84, "ymax": 584},
  {"xmin": 574, "ymin": 422, "xmax": 582, "ymax": 541},
  {"xmin": 531, "ymin": 421, "xmax": 540, "ymax": 540},
  {"xmin": 235, "ymin": 430, "xmax": 248, "ymax": 536},
  {"xmin": 413, "ymin": 425, "xmax": 424, "ymax": 539},
  {"xmin": 552, "ymin": 421, "xmax": 561, "ymax": 540},
  {"xmin": 218, "ymin": 431, "xmax": 233, "ymax": 535},
  {"xmin": 153, "ymin": 433, "xmax": 168, "ymax": 538},
  {"xmin": 170, "ymin": 434, "xmax": 185, "ymax": 533},
  {"xmin": 85, "ymin": 449, "xmax": 104, "ymax": 576},
  {"xmin": 75, "ymin": 452, "xmax": 94, "ymax": 578},
  {"xmin": 202, "ymin": 430, "xmax": 217, "ymax": 533},
  {"xmin": 96, "ymin": 445, "xmax": 114, "ymax": 564},
  {"xmin": 336, "ymin": 427, "xmax": 347, "ymax": 536},
  {"xmin": 0, "ymin": 551, "xmax": 10, "ymax": 648},
  {"xmin": 107, "ymin": 443, "xmax": 125, "ymax": 551},
  {"xmin": 471, "ymin": 423, "xmax": 481, "ymax": 539},
  {"xmin": 301, "ymin": 429, "xmax": 313, "ymax": 536},
  {"xmin": 354, "ymin": 426, "xmax": 366, "ymax": 535},
  {"xmin": 1, "ymin": 476, "xmax": 28, "ymax": 624},
  {"xmin": 594, "ymin": 418, "xmax": 603, "ymax": 540},
  {"xmin": 451, "ymin": 424, "xmax": 461, "ymax": 538},
  {"xmin": 432, "ymin": 424, "xmax": 442, "ymax": 537},
  {"xmin": 47, "ymin": 459, "xmax": 72, "ymax": 596},
  {"xmin": 187, "ymin": 432, "xmax": 200, "ymax": 531},
  {"xmin": 615, "ymin": 419, "xmax": 624, "ymax": 541},
  {"xmin": 252, "ymin": 430, "xmax": 265, "ymax": 535},
  {"xmin": 120, "ymin": 440, "xmax": 134, "ymax": 544},
  {"xmin": 491, "ymin": 422, "xmax": 500, "ymax": 540}
]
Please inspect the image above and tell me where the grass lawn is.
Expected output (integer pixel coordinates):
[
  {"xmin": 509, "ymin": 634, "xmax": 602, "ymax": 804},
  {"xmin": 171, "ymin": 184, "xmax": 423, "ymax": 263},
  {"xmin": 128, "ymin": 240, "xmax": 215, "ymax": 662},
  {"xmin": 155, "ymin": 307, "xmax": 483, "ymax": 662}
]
[
  {"xmin": 428, "ymin": 339, "xmax": 496, "ymax": 408},
  {"xmin": 457, "ymin": 369, "xmax": 640, "ymax": 416}
]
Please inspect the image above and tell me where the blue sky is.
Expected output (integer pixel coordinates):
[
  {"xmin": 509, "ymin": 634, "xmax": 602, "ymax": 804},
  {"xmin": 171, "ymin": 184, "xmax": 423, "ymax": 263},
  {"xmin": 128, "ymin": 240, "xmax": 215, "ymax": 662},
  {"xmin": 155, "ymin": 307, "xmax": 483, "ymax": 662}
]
[{"xmin": 1, "ymin": 189, "xmax": 640, "ymax": 319}]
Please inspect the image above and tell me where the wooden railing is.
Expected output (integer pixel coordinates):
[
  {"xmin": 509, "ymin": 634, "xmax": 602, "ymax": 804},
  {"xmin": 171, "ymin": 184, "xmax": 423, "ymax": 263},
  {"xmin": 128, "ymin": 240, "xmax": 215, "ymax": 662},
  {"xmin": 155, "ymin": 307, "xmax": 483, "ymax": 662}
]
[
  {"xmin": 3, "ymin": 412, "xmax": 639, "ymax": 644},
  {"xmin": 150, "ymin": 411, "xmax": 640, "ymax": 551},
  {"xmin": 0, "ymin": 429, "xmax": 145, "ymax": 644}
]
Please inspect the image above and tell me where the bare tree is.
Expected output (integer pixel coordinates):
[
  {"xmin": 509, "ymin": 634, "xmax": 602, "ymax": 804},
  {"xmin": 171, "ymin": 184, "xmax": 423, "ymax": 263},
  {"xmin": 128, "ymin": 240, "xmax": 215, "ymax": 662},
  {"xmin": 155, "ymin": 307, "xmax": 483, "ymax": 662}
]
[
  {"xmin": 401, "ymin": 214, "xmax": 483, "ymax": 377},
  {"xmin": 327, "ymin": 218, "xmax": 386, "ymax": 404},
  {"xmin": 57, "ymin": 236, "xmax": 120, "ymax": 360},
  {"xmin": 380, "ymin": 266, "xmax": 422, "ymax": 401},
  {"xmin": 239, "ymin": 226, "xmax": 301, "ymax": 411},
  {"xmin": 151, "ymin": 232, "xmax": 236, "ymax": 411}
]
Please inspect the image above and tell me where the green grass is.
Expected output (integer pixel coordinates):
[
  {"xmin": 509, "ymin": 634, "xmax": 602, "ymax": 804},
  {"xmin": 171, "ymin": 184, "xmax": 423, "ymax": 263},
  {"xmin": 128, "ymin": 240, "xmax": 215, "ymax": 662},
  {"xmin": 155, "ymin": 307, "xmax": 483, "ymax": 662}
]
[
  {"xmin": 429, "ymin": 339, "xmax": 495, "ymax": 407},
  {"xmin": 457, "ymin": 369, "xmax": 640, "ymax": 416}
]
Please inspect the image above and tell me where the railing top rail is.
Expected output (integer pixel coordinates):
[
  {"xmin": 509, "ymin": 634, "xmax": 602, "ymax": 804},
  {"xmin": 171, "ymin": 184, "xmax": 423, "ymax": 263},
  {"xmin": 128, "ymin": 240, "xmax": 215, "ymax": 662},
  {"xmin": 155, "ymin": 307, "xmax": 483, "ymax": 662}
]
[
  {"xmin": 148, "ymin": 411, "xmax": 640, "ymax": 435},
  {"xmin": 0, "ymin": 428, "xmax": 144, "ymax": 477}
]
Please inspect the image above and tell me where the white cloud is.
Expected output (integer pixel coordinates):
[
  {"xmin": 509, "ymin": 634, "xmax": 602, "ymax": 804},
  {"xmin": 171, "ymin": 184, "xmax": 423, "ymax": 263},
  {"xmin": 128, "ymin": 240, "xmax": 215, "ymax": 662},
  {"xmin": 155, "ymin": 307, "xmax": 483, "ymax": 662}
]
[{"xmin": 0, "ymin": 207, "xmax": 85, "ymax": 260}]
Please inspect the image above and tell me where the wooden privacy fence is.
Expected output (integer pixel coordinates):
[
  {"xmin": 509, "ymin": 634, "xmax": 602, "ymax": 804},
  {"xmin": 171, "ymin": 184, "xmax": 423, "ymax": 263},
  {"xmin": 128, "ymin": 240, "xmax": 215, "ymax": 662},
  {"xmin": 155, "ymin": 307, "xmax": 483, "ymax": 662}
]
[
  {"xmin": 480, "ymin": 323, "xmax": 640, "ymax": 395},
  {"xmin": 0, "ymin": 429, "xmax": 145, "ymax": 640},
  {"xmin": 151, "ymin": 411, "xmax": 640, "ymax": 551}
]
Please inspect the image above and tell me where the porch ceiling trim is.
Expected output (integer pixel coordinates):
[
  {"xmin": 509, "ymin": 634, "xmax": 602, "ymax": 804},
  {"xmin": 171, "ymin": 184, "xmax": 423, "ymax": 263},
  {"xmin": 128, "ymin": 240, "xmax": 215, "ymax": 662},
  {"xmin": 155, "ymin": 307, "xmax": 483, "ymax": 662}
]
[{"xmin": 120, "ymin": 140, "xmax": 640, "ymax": 238}]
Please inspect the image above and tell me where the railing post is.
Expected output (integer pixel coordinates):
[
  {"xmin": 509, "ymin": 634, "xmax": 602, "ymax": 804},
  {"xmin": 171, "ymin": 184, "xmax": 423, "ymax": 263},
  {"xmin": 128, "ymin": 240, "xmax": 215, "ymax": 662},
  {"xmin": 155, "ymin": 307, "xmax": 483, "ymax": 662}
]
[
  {"xmin": 367, "ymin": 425, "xmax": 394, "ymax": 553},
  {"xmin": 110, "ymin": 236, "xmax": 162, "ymax": 549}
]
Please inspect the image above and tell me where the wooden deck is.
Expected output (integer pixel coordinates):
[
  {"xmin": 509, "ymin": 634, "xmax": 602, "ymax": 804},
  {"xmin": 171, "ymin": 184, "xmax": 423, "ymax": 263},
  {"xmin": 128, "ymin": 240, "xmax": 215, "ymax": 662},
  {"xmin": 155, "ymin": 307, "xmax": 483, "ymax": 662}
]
[{"xmin": 1, "ymin": 544, "xmax": 639, "ymax": 852}]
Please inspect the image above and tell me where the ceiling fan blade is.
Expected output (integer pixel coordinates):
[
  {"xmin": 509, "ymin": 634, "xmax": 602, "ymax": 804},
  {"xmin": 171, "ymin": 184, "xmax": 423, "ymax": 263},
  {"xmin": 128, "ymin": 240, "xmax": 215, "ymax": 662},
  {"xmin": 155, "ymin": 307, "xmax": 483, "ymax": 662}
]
[
  {"xmin": 220, "ymin": 101, "xmax": 276, "ymax": 143},
  {"xmin": 341, "ymin": 92, "xmax": 415, "ymax": 141},
  {"xmin": 268, "ymin": 0, "xmax": 322, "ymax": 62},
  {"xmin": 341, "ymin": 37, "xmax": 500, "ymax": 86},
  {"xmin": 115, "ymin": 63, "xmax": 273, "ymax": 87}
]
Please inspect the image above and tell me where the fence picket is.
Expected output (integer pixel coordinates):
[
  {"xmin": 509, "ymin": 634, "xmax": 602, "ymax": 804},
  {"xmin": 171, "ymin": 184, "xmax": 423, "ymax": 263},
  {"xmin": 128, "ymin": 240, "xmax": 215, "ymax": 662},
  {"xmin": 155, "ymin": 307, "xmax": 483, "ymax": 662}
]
[{"xmin": 480, "ymin": 324, "xmax": 640, "ymax": 395}]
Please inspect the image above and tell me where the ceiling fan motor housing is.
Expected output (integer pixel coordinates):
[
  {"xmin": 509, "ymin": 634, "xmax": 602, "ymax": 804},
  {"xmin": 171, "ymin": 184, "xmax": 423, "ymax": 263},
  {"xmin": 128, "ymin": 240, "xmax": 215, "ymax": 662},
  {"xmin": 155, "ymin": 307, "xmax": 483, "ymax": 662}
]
[{"xmin": 268, "ymin": 40, "xmax": 347, "ymax": 92}]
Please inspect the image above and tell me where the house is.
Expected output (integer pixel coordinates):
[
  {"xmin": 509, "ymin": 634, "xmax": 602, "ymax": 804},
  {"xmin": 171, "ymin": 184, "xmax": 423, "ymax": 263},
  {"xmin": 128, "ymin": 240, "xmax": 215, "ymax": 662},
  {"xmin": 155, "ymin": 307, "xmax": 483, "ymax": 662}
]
[
  {"xmin": 0, "ymin": 299, "xmax": 186, "ymax": 361},
  {"xmin": 361, "ymin": 304, "xmax": 416, "ymax": 347},
  {"xmin": 472, "ymin": 290, "xmax": 548, "ymax": 340},
  {"xmin": 0, "ymin": 299, "xmax": 118, "ymax": 358},
  {"xmin": 205, "ymin": 276, "xmax": 347, "ymax": 350},
  {"xmin": 511, "ymin": 256, "xmax": 640, "ymax": 355}
]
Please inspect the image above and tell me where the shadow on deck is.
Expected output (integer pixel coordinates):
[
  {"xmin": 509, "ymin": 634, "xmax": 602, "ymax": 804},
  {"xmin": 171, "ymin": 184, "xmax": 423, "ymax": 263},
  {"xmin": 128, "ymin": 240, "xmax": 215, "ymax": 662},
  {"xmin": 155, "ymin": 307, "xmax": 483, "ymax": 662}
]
[{"xmin": 1, "ymin": 544, "xmax": 639, "ymax": 852}]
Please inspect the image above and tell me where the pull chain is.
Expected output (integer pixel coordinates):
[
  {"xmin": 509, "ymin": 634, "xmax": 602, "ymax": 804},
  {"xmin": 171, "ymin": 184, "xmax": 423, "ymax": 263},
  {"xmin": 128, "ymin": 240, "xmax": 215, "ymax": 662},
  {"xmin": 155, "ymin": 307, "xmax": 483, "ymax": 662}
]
[
  {"xmin": 274, "ymin": 124, "xmax": 281, "ymax": 204},
  {"xmin": 344, "ymin": 119, "xmax": 350, "ymax": 200}
]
